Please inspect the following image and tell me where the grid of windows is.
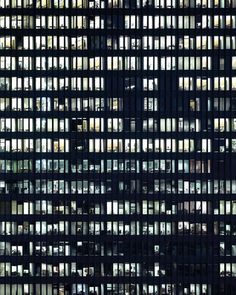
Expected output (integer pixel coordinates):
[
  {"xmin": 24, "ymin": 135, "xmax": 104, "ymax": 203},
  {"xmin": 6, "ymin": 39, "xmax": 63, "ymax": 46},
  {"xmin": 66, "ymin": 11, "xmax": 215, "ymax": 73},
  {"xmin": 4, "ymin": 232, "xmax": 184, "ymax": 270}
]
[{"xmin": 0, "ymin": 0, "xmax": 235, "ymax": 294}]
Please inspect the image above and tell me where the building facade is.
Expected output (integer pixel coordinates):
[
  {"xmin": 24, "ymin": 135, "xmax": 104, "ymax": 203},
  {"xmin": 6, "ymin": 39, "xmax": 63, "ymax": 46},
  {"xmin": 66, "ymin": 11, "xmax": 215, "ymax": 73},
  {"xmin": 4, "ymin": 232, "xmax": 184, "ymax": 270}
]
[{"xmin": 0, "ymin": 0, "xmax": 235, "ymax": 294}]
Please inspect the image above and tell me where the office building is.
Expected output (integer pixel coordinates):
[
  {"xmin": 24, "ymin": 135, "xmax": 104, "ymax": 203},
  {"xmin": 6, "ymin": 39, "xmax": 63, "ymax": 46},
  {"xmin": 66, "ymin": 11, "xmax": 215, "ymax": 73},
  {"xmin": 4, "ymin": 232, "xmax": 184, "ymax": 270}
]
[{"xmin": 0, "ymin": 0, "xmax": 235, "ymax": 294}]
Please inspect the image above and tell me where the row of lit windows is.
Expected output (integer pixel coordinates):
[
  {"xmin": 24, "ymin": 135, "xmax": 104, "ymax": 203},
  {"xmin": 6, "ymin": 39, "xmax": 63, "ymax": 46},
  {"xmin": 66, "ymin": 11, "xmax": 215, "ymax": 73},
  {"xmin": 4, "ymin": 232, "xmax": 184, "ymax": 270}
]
[
  {"xmin": 12, "ymin": 14, "xmax": 236, "ymax": 30},
  {"xmin": 0, "ymin": 199, "xmax": 221, "ymax": 215},
  {"xmin": 0, "ymin": 138, "xmax": 232, "ymax": 153},
  {"xmin": 0, "ymin": 263, "xmax": 223, "ymax": 279},
  {"xmin": 0, "ymin": 97, "xmax": 124, "ymax": 112},
  {"xmin": 0, "ymin": 240, "xmax": 221, "ymax": 257},
  {"xmin": 3, "ymin": 76, "xmax": 236, "ymax": 91},
  {"xmin": 0, "ymin": 118, "xmax": 70, "ymax": 132},
  {"xmin": 1, "ymin": 0, "xmax": 233, "ymax": 9},
  {"xmin": 124, "ymin": 15, "xmax": 236, "ymax": 29},
  {"xmin": 87, "ymin": 138, "xmax": 203, "ymax": 153},
  {"xmin": 0, "ymin": 159, "xmax": 217, "ymax": 173},
  {"xmin": 107, "ymin": 56, "xmax": 212, "ymax": 70},
  {"xmin": 108, "ymin": 35, "xmax": 236, "ymax": 50},
  {"xmin": 0, "ymin": 97, "xmax": 234, "ymax": 112},
  {"xmin": 0, "ymin": 56, "xmax": 228, "ymax": 72},
  {"xmin": 0, "ymin": 199, "xmax": 220, "ymax": 214},
  {"xmin": 0, "ymin": 240, "xmax": 220, "ymax": 255},
  {"xmin": 0, "ymin": 56, "xmax": 215, "ymax": 71},
  {"xmin": 4, "ymin": 199, "xmax": 202, "ymax": 214},
  {"xmin": 73, "ymin": 283, "xmax": 207, "ymax": 295},
  {"xmin": 0, "ymin": 222, "xmax": 235, "ymax": 238},
  {"xmin": 142, "ymin": 15, "xmax": 236, "ymax": 29},
  {"xmin": 122, "ymin": 15, "xmax": 236, "ymax": 29},
  {"xmin": 0, "ymin": 220, "xmax": 213, "ymax": 235},
  {"xmin": 0, "ymin": 77, "xmax": 105, "ymax": 91},
  {"xmin": 0, "ymin": 178, "xmax": 235, "ymax": 195},
  {"xmin": 0, "ymin": 158, "xmax": 210, "ymax": 173},
  {"xmin": 0, "ymin": 138, "xmax": 230, "ymax": 153},
  {"xmin": 0, "ymin": 0, "xmax": 103, "ymax": 9},
  {"xmin": 179, "ymin": 77, "xmax": 236, "ymax": 91},
  {"xmin": 70, "ymin": 96, "xmax": 232, "ymax": 112},
  {"xmin": 72, "ymin": 118, "xmax": 201, "ymax": 132},
  {"xmin": 3, "ymin": 35, "xmax": 236, "ymax": 50},
  {"xmin": 0, "ymin": 118, "xmax": 201, "ymax": 132},
  {"xmin": 2, "ymin": 117, "xmax": 236, "ymax": 133},
  {"xmin": 0, "ymin": 220, "xmax": 234, "ymax": 236},
  {"xmin": 0, "ymin": 15, "xmax": 210, "ymax": 30},
  {"xmin": 0, "ymin": 283, "xmax": 200, "ymax": 295},
  {"xmin": 72, "ymin": 159, "xmax": 210, "ymax": 173},
  {"xmin": 0, "ymin": 262, "xmax": 224, "ymax": 278},
  {"xmin": 3, "ymin": 14, "xmax": 234, "ymax": 30},
  {"xmin": 0, "ymin": 15, "xmax": 105, "ymax": 30}
]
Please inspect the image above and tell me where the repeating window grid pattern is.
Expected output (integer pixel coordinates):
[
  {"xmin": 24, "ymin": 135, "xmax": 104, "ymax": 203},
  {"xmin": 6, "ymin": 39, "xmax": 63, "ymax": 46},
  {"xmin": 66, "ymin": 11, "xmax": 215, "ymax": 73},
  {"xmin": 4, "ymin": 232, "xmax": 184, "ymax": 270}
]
[{"xmin": 0, "ymin": 0, "xmax": 234, "ymax": 294}]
